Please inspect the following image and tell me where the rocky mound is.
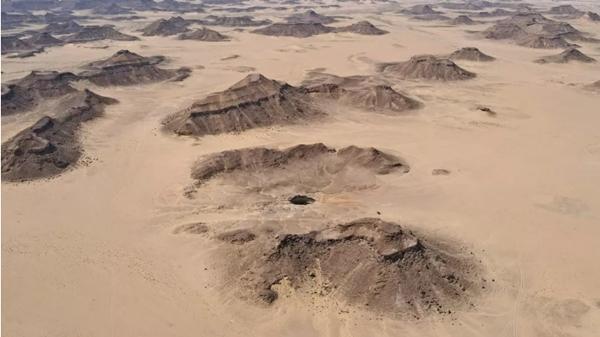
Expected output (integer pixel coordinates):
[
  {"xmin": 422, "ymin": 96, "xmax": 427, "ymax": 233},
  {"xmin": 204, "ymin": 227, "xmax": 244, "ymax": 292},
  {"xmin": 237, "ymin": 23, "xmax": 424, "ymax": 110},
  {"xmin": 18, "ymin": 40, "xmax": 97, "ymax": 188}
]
[
  {"xmin": 163, "ymin": 74, "xmax": 323, "ymax": 136},
  {"xmin": 335, "ymin": 21, "xmax": 388, "ymax": 35},
  {"xmin": 304, "ymin": 74, "xmax": 421, "ymax": 114},
  {"xmin": 1, "ymin": 71, "xmax": 79, "ymax": 115},
  {"xmin": 92, "ymin": 3, "xmax": 133, "ymax": 15},
  {"xmin": 1, "ymin": 90, "xmax": 118, "ymax": 182},
  {"xmin": 378, "ymin": 55, "xmax": 476, "ymax": 81},
  {"xmin": 475, "ymin": 9, "xmax": 514, "ymax": 17},
  {"xmin": 221, "ymin": 217, "xmax": 483, "ymax": 317},
  {"xmin": 438, "ymin": 2, "xmax": 483, "ymax": 10},
  {"xmin": 483, "ymin": 22, "xmax": 528, "ymax": 40},
  {"xmin": 79, "ymin": 49, "xmax": 190, "ymax": 86},
  {"xmin": 585, "ymin": 12, "xmax": 600, "ymax": 22},
  {"xmin": 64, "ymin": 25, "xmax": 139, "ymax": 43},
  {"xmin": 400, "ymin": 4, "xmax": 442, "ymax": 15},
  {"xmin": 154, "ymin": 0, "xmax": 204, "ymax": 13},
  {"xmin": 1, "ymin": 36, "xmax": 37, "ymax": 54},
  {"xmin": 483, "ymin": 13, "xmax": 590, "ymax": 48},
  {"xmin": 535, "ymin": 48, "xmax": 596, "ymax": 64},
  {"xmin": 449, "ymin": 47, "xmax": 495, "ymax": 62},
  {"xmin": 140, "ymin": 16, "xmax": 191, "ymax": 36},
  {"xmin": 191, "ymin": 143, "xmax": 408, "ymax": 186},
  {"xmin": 252, "ymin": 23, "xmax": 333, "ymax": 37},
  {"xmin": 285, "ymin": 10, "xmax": 336, "ymax": 24},
  {"xmin": 450, "ymin": 15, "xmax": 477, "ymax": 25},
  {"xmin": 42, "ymin": 20, "xmax": 83, "ymax": 35},
  {"xmin": 23, "ymin": 32, "xmax": 64, "ymax": 47},
  {"xmin": 411, "ymin": 14, "xmax": 451, "ymax": 22},
  {"xmin": 202, "ymin": 15, "xmax": 272, "ymax": 27},
  {"xmin": 548, "ymin": 5, "xmax": 583, "ymax": 16},
  {"xmin": 178, "ymin": 27, "xmax": 229, "ymax": 41},
  {"xmin": 517, "ymin": 35, "xmax": 577, "ymax": 49}
]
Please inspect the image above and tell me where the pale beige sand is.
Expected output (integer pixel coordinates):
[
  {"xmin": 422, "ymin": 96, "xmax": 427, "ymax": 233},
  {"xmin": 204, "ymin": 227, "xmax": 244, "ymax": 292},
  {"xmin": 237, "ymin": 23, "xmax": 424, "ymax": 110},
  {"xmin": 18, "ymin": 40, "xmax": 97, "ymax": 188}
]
[{"xmin": 3, "ymin": 1, "xmax": 600, "ymax": 336}]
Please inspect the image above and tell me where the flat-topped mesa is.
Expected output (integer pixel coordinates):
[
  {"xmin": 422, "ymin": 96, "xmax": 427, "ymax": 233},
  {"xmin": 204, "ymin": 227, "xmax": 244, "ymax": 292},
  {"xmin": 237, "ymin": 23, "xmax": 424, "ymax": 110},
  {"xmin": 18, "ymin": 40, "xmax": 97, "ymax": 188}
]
[
  {"xmin": 252, "ymin": 23, "xmax": 334, "ymax": 38},
  {"xmin": 1, "ymin": 71, "xmax": 79, "ymax": 116},
  {"xmin": 78, "ymin": 50, "xmax": 189, "ymax": 86},
  {"xmin": 1, "ymin": 90, "xmax": 118, "ymax": 182},
  {"xmin": 585, "ymin": 12, "xmax": 600, "ymax": 22},
  {"xmin": 378, "ymin": 55, "xmax": 476, "ymax": 81},
  {"xmin": 1, "ymin": 36, "xmax": 37, "ymax": 54},
  {"xmin": 400, "ymin": 4, "xmax": 442, "ymax": 16},
  {"xmin": 285, "ymin": 9, "xmax": 336, "ymax": 24},
  {"xmin": 483, "ymin": 12, "xmax": 590, "ymax": 48},
  {"xmin": 547, "ymin": 5, "xmax": 583, "ymax": 16},
  {"xmin": 163, "ymin": 73, "xmax": 323, "ymax": 136},
  {"xmin": 475, "ymin": 9, "xmax": 514, "ymax": 18},
  {"xmin": 178, "ymin": 27, "xmax": 230, "ymax": 41},
  {"xmin": 154, "ymin": 0, "xmax": 205, "ymax": 13},
  {"xmin": 450, "ymin": 15, "xmax": 477, "ymax": 25},
  {"xmin": 202, "ymin": 15, "xmax": 272, "ymax": 27},
  {"xmin": 449, "ymin": 47, "xmax": 495, "ymax": 62},
  {"xmin": 334, "ymin": 21, "xmax": 388, "ymax": 35},
  {"xmin": 140, "ymin": 16, "xmax": 192, "ymax": 36},
  {"xmin": 191, "ymin": 143, "xmax": 408, "ymax": 183},
  {"xmin": 64, "ymin": 25, "xmax": 139, "ymax": 43},
  {"xmin": 517, "ymin": 35, "xmax": 578, "ymax": 49},
  {"xmin": 304, "ymin": 76, "xmax": 421, "ymax": 114},
  {"xmin": 23, "ymin": 32, "xmax": 64, "ymax": 47},
  {"xmin": 92, "ymin": 3, "xmax": 134, "ymax": 15},
  {"xmin": 535, "ymin": 48, "xmax": 597, "ymax": 64},
  {"xmin": 223, "ymin": 217, "xmax": 484, "ymax": 317},
  {"xmin": 42, "ymin": 20, "xmax": 83, "ymax": 35}
]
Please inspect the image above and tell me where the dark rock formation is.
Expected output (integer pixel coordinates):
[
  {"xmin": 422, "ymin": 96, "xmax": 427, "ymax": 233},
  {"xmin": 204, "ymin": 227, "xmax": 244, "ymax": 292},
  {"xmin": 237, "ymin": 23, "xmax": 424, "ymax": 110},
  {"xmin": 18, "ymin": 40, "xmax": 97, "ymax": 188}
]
[
  {"xmin": 253, "ymin": 23, "xmax": 334, "ymax": 37},
  {"xmin": 79, "ymin": 49, "xmax": 190, "ymax": 86},
  {"xmin": 202, "ymin": 15, "xmax": 272, "ymax": 27},
  {"xmin": 378, "ymin": 55, "xmax": 476, "ymax": 81},
  {"xmin": 449, "ymin": 47, "xmax": 495, "ymax": 62},
  {"xmin": 1, "ymin": 71, "xmax": 79, "ymax": 115},
  {"xmin": 223, "ymin": 217, "xmax": 484, "ymax": 317},
  {"xmin": 64, "ymin": 25, "xmax": 139, "ymax": 43},
  {"xmin": 285, "ymin": 10, "xmax": 336, "ymax": 24},
  {"xmin": 535, "ymin": 48, "xmax": 596, "ymax": 64},
  {"xmin": 178, "ymin": 27, "xmax": 229, "ymax": 41},
  {"xmin": 1, "ymin": 90, "xmax": 118, "ymax": 182},
  {"xmin": 400, "ymin": 4, "xmax": 442, "ymax": 15},
  {"xmin": 140, "ymin": 16, "xmax": 192, "ymax": 36},
  {"xmin": 191, "ymin": 143, "xmax": 408, "ymax": 183},
  {"xmin": 163, "ymin": 74, "xmax": 323, "ymax": 136},
  {"xmin": 335, "ymin": 21, "xmax": 388, "ymax": 35}
]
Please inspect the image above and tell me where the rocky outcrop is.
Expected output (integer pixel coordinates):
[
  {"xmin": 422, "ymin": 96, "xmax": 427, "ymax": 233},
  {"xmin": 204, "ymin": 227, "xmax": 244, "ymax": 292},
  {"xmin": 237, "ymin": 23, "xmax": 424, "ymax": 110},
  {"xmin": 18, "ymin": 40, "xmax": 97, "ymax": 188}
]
[
  {"xmin": 163, "ymin": 74, "xmax": 324, "ymax": 136},
  {"xmin": 178, "ymin": 27, "xmax": 229, "ymax": 41},
  {"xmin": 252, "ymin": 23, "xmax": 334, "ymax": 37},
  {"xmin": 535, "ymin": 48, "xmax": 596, "ymax": 64},
  {"xmin": 1, "ymin": 90, "xmax": 118, "ymax": 182},
  {"xmin": 378, "ymin": 55, "xmax": 476, "ymax": 81},
  {"xmin": 64, "ymin": 25, "xmax": 139, "ymax": 43},
  {"xmin": 140, "ymin": 16, "xmax": 192, "ymax": 36},
  {"xmin": 79, "ymin": 49, "xmax": 191, "ymax": 86},
  {"xmin": 285, "ymin": 10, "xmax": 336, "ymax": 24},
  {"xmin": 1, "ymin": 71, "xmax": 79, "ymax": 115},
  {"xmin": 449, "ymin": 47, "xmax": 495, "ymax": 62},
  {"xmin": 220, "ymin": 217, "xmax": 484, "ymax": 318},
  {"xmin": 335, "ymin": 21, "xmax": 388, "ymax": 35}
]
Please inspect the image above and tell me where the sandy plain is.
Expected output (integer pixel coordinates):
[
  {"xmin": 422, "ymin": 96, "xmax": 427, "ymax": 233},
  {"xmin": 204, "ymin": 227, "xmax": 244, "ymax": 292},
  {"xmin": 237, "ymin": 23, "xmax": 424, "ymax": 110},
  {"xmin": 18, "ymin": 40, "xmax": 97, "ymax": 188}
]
[{"xmin": 2, "ymin": 1, "xmax": 600, "ymax": 336}]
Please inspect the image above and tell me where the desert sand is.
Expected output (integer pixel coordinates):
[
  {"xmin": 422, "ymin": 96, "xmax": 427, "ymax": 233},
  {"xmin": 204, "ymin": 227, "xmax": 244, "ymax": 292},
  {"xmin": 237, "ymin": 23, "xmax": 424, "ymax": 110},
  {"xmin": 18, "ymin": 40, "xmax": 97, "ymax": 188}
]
[{"xmin": 2, "ymin": 1, "xmax": 600, "ymax": 337}]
